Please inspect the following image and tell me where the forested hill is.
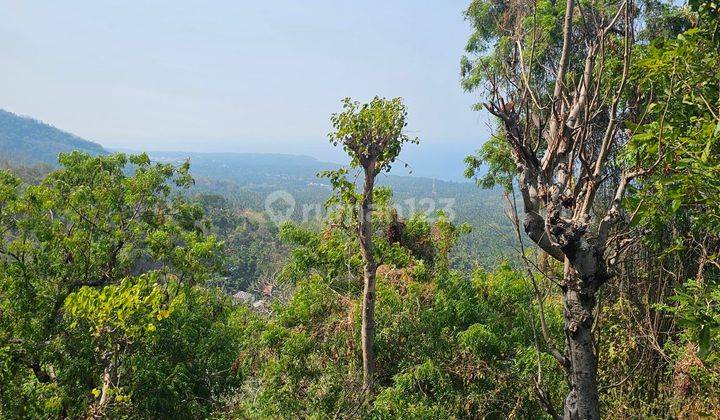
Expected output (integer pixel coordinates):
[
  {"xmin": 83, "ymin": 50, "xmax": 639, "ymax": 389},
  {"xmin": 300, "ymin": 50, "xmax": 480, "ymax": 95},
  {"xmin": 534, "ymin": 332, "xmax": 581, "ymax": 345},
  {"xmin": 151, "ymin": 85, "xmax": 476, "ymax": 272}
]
[{"xmin": 0, "ymin": 109, "xmax": 106, "ymax": 164}]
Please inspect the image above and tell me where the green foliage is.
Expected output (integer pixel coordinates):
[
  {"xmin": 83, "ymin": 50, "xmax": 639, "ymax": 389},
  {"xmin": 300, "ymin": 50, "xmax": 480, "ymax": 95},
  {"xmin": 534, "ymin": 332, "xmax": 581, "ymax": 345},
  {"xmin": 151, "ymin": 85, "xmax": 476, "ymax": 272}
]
[
  {"xmin": 0, "ymin": 152, "xmax": 238, "ymax": 418},
  {"xmin": 329, "ymin": 97, "xmax": 418, "ymax": 174},
  {"xmin": 65, "ymin": 274, "xmax": 183, "ymax": 345},
  {"xmin": 661, "ymin": 280, "xmax": 720, "ymax": 358},
  {"xmin": 624, "ymin": 0, "xmax": 720, "ymax": 358},
  {"xmin": 279, "ymin": 221, "xmax": 363, "ymax": 292},
  {"xmin": 197, "ymin": 193, "xmax": 286, "ymax": 292},
  {"xmin": 625, "ymin": 18, "xmax": 720, "ymax": 236},
  {"xmin": 124, "ymin": 287, "xmax": 243, "ymax": 418},
  {"xmin": 465, "ymin": 132, "xmax": 515, "ymax": 191},
  {"xmin": 461, "ymin": 0, "xmax": 570, "ymax": 101},
  {"xmin": 224, "ymin": 208, "xmax": 566, "ymax": 418},
  {"xmin": 600, "ymin": 4, "xmax": 720, "ymax": 416},
  {"xmin": 135, "ymin": 150, "xmax": 515, "ymax": 270},
  {"xmin": 4, "ymin": 3, "xmax": 720, "ymax": 418}
]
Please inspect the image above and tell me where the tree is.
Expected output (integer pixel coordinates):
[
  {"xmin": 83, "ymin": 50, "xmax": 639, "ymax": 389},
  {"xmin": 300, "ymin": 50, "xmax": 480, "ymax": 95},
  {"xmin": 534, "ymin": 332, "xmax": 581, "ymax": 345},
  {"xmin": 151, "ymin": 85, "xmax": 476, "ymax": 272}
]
[
  {"xmin": 326, "ymin": 97, "xmax": 417, "ymax": 393},
  {"xmin": 65, "ymin": 274, "xmax": 183, "ymax": 418},
  {"xmin": 625, "ymin": 0, "xmax": 720, "ymax": 385},
  {"xmin": 460, "ymin": 0, "xmax": 669, "ymax": 417},
  {"xmin": 0, "ymin": 152, "xmax": 224, "ymax": 417}
]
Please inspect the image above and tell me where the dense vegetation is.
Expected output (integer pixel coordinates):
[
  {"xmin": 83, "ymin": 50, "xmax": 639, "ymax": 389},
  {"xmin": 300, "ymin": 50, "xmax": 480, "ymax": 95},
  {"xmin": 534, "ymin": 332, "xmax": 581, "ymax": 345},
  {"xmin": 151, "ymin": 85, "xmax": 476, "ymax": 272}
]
[
  {"xmin": 460, "ymin": 0, "xmax": 718, "ymax": 413},
  {"xmin": 1, "ymin": 1, "xmax": 719, "ymax": 419}
]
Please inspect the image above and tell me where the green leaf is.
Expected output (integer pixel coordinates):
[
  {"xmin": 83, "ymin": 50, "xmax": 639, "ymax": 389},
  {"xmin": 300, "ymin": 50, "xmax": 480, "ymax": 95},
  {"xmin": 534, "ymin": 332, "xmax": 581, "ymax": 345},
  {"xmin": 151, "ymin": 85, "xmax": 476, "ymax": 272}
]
[{"xmin": 698, "ymin": 324, "xmax": 711, "ymax": 358}]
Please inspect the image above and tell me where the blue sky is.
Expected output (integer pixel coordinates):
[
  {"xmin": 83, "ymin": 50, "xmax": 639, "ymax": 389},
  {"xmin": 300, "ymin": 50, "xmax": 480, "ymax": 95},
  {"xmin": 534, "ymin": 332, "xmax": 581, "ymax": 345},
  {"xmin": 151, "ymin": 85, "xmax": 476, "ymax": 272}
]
[{"xmin": 1, "ymin": 1, "xmax": 491, "ymax": 180}]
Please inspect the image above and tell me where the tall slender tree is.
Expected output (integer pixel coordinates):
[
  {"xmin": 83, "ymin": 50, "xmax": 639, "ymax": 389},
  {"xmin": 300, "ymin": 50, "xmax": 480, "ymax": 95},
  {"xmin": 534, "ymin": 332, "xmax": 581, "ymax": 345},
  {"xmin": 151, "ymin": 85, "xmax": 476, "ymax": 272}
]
[{"xmin": 328, "ymin": 97, "xmax": 417, "ymax": 393}]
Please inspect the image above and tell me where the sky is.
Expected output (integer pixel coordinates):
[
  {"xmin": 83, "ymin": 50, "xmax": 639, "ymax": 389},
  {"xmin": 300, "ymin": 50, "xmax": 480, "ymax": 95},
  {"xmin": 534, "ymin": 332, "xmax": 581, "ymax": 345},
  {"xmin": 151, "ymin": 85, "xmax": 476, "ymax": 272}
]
[{"xmin": 1, "ymin": 1, "xmax": 492, "ymax": 181}]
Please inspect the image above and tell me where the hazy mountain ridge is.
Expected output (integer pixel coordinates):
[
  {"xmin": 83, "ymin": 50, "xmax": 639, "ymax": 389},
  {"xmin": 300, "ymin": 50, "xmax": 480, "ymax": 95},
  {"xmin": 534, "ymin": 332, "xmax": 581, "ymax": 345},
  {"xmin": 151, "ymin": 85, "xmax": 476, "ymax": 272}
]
[{"xmin": 0, "ymin": 109, "xmax": 106, "ymax": 165}]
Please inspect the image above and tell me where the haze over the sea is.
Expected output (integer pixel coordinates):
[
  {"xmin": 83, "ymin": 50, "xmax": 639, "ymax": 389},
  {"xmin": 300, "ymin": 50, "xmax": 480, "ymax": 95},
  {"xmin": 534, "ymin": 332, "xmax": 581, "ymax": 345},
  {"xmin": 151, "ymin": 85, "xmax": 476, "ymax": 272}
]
[{"xmin": 2, "ymin": 0, "xmax": 490, "ymax": 181}]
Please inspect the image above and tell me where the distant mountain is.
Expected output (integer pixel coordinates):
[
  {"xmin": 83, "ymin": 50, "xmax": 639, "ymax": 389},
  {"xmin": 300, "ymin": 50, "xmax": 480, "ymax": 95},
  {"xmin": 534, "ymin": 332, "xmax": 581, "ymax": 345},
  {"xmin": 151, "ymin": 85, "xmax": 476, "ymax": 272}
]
[{"xmin": 0, "ymin": 109, "xmax": 106, "ymax": 165}]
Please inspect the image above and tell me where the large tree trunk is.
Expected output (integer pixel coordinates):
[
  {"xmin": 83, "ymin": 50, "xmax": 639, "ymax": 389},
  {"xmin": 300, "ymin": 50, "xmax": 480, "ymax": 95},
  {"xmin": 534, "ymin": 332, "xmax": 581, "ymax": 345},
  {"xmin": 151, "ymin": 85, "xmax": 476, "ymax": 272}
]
[
  {"xmin": 562, "ymin": 271, "xmax": 600, "ymax": 420},
  {"xmin": 526, "ymin": 207, "xmax": 607, "ymax": 419},
  {"xmin": 359, "ymin": 166, "xmax": 377, "ymax": 394}
]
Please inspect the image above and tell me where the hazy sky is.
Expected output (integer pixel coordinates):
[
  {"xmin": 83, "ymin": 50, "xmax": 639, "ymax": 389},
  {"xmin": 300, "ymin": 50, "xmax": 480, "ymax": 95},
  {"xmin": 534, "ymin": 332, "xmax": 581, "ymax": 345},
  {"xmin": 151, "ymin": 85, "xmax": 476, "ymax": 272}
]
[{"xmin": 1, "ymin": 1, "xmax": 491, "ymax": 178}]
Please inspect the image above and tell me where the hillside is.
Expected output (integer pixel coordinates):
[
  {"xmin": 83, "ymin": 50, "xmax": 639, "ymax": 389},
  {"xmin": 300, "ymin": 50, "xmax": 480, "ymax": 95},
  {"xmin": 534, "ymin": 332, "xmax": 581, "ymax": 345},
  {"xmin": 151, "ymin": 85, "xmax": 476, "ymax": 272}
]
[{"xmin": 0, "ymin": 109, "xmax": 106, "ymax": 165}]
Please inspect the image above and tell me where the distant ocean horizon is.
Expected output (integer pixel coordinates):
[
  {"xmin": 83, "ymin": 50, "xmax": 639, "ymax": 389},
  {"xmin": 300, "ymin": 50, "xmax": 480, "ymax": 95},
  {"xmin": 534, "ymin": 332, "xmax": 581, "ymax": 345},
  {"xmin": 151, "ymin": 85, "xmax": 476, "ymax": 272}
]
[{"xmin": 106, "ymin": 139, "xmax": 481, "ymax": 183}]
